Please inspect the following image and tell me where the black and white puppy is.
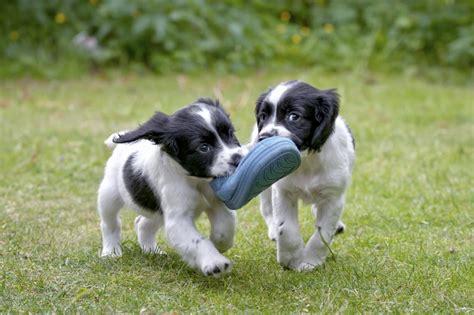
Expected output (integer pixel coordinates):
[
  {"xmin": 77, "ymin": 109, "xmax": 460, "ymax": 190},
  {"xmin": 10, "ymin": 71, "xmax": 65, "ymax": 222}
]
[
  {"xmin": 252, "ymin": 80, "xmax": 355, "ymax": 271},
  {"xmin": 98, "ymin": 98, "xmax": 244, "ymax": 277}
]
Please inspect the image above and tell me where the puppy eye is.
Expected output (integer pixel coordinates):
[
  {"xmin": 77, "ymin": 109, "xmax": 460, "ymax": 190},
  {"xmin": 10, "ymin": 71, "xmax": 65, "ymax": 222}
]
[
  {"xmin": 258, "ymin": 113, "xmax": 267, "ymax": 122},
  {"xmin": 198, "ymin": 144, "xmax": 211, "ymax": 153},
  {"xmin": 288, "ymin": 113, "xmax": 300, "ymax": 122}
]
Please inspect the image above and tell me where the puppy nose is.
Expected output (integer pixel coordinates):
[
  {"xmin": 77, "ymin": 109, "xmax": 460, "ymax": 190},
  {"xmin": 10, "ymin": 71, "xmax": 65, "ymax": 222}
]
[
  {"xmin": 258, "ymin": 130, "xmax": 277, "ymax": 142},
  {"xmin": 230, "ymin": 153, "xmax": 242, "ymax": 167}
]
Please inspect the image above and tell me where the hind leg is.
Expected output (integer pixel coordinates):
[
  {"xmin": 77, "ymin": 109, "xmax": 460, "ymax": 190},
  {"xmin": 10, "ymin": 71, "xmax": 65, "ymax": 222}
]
[
  {"xmin": 135, "ymin": 213, "xmax": 165, "ymax": 254},
  {"xmin": 98, "ymin": 179, "xmax": 124, "ymax": 257}
]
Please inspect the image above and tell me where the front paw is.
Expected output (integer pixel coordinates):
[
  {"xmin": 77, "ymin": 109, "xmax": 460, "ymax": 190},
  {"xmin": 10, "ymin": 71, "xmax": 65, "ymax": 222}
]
[
  {"xmin": 297, "ymin": 259, "xmax": 324, "ymax": 272},
  {"xmin": 277, "ymin": 247, "xmax": 303, "ymax": 270},
  {"xmin": 200, "ymin": 255, "xmax": 232, "ymax": 277},
  {"xmin": 141, "ymin": 244, "xmax": 166, "ymax": 255},
  {"xmin": 297, "ymin": 249, "xmax": 327, "ymax": 271},
  {"xmin": 100, "ymin": 245, "xmax": 122, "ymax": 257}
]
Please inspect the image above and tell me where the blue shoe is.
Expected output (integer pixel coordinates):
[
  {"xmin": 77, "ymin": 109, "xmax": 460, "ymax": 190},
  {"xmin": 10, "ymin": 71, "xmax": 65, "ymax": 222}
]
[{"xmin": 210, "ymin": 137, "xmax": 301, "ymax": 210}]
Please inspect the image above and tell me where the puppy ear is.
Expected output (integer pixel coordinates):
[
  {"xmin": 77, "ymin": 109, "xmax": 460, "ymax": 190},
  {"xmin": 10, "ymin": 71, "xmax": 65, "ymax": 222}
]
[
  {"xmin": 255, "ymin": 88, "xmax": 272, "ymax": 112},
  {"xmin": 310, "ymin": 89, "xmax": 339, "ymax": 152},
  {"xmin": 113, "ymin": 112, "xmax": 170, "ymax": 145},
  {"xmin": 255, "ymin": 89, "xmax": 270, "ymax": 116}
]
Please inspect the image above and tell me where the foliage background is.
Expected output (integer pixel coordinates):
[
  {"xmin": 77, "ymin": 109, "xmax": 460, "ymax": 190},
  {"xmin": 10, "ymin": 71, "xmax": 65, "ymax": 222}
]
[{"xmin": 1, "ymin": 0, "xmax": 473, "ymax": 78}]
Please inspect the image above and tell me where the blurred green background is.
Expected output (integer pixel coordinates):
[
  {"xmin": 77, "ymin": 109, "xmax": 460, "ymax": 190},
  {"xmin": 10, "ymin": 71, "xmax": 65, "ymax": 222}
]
[{"xmin": 1, "ymin": 0, "xmax": 472, "ymax": 79}]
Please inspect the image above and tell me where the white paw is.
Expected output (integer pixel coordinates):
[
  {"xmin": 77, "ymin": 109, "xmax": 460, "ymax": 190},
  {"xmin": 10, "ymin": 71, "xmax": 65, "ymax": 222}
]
[
  {"xmin": 276, "ymin": 228, "xmax": 304, "ymax": 269},
  {"xmin": 200, "ymin": 255, "xmax": 232, "ymax": 277},
  {"xmin": 101, "ymin": 245, "xmax": 122, "ymax": 257},
  {"xmin": 297, "ymin": 259, "xmax": 324, "ymax": 272},
  {"xmin": 277, "ymin": 247, "xmax": 303, "ymax": 270},
  {"xmin": 141, "ymin": 244, "xmax": 166, "ymax": 255},
  {"xmin": 297, "ymin": 248, "xmax": 327, "ymax": 271}
]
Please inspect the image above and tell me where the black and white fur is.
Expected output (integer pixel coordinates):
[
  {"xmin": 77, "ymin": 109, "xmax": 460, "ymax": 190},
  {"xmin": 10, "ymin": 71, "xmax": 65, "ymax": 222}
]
[
  {"xmin": 98, "ymin": 98, "xmax": 244, "ymax": 277},
  {"xmin": 252, "ymin": 80, "xmax": 355, "ymax": 271}
]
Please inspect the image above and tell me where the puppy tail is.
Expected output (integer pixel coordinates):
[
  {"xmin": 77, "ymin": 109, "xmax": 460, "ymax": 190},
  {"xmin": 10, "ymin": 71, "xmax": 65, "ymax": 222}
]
[{"xmin": 104, "ymin": 131, "xmax": 128, "ymax": 149}]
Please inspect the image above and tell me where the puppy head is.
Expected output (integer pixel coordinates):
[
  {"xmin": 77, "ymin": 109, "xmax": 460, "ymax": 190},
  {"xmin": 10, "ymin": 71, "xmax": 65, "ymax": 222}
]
[
  {"xmin": 255, "ymin": 80, "xmax": 339, "ymax": 152},
  {"xmin": 114, "ymin": 98, "xmax": 243, "ymax": 178}
]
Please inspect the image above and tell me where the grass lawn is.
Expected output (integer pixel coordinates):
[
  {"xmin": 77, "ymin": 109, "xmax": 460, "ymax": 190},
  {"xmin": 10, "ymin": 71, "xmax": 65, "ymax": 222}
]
[{"xmin": 1, "ymin": 69, "xmax": 473, "ymax": 313}]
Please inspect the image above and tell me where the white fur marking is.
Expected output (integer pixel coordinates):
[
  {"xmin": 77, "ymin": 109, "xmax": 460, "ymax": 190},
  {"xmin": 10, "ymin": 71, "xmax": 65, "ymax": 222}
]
[
  {"xmin": 195, "ymin": 106, "xmax": 245, "ymax": 177},
  {"xmin": 267, "ymin": 81, "xmax": 297, "ymax": 124},
  {"xmin": 197, "ymin": 107, "xmax": 213, "ymax": 127},
  {"xmin": 267, "ymin": 82, "xmax": 293, "ymax": 105}
]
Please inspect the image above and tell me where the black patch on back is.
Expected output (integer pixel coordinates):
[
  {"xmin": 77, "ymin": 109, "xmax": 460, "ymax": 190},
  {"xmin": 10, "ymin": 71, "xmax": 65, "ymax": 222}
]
[{"xmin": 123, "ymin": 153, "xmax": 161, "ymax": 212}]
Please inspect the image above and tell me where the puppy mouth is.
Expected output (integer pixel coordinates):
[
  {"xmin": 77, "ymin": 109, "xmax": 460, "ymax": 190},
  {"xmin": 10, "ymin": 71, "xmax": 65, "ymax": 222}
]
[
  {"xmin": 221, "ymin": 165, "xmax": 238, "ymax": 177},
  {"xmin": 212, "ymin": 164, "xmax": 239, "ymax": 178},
  {"xmin": 291, "ymin": 137, "xmax": 304, "ymax": 150}
]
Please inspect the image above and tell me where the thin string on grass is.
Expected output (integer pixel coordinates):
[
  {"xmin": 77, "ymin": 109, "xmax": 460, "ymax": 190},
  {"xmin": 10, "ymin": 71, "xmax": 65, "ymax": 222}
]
[{"xmin": 318, "ymin": 226, "xmax": 336, "ymax": 262}]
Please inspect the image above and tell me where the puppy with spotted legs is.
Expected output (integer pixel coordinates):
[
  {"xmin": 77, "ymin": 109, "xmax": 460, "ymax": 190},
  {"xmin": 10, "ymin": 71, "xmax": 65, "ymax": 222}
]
[
  {"xmin": 252, "ymin": 80, "xmax": 355, "ymax": 271},
  {"xmin": 98, "ymin": 98, "xmax": 244, "ymax": 277}
]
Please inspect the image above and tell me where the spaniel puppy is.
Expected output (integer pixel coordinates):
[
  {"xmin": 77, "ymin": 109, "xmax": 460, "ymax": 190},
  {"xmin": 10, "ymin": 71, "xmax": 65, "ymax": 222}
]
[
  {"xmin": 98, "ymin": 98, "xmax": 244, "ymax": 277},
  {"xmin": 252, "ymin": 80, "xmax": 355, "ymax": 271}
]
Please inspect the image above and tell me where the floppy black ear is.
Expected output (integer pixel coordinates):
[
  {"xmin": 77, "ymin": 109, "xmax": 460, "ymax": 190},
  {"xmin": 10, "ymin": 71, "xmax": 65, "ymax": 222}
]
[
  {"xmin": 310, "ymin": 89, "xmax": 340, "ymax": 152},
  {"xmin": 255, "ymin": 89, "xmax": 270, "ymax": 114},
  {"xmin": 113, "ymin": 112, "xmax": 170, "ymax": 145}
]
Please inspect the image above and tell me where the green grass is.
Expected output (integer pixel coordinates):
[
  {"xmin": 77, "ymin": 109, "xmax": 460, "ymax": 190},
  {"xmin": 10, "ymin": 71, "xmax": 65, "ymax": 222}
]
[{"xmin": 1, "ymin": 69, "xmax": 473, "ymax": 313}]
